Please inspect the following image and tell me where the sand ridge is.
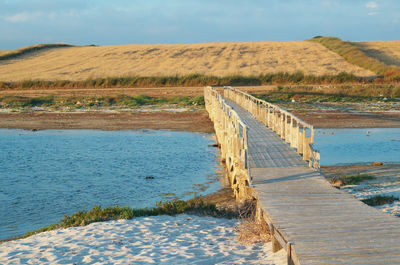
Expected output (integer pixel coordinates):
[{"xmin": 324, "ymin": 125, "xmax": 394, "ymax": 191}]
[{"xmin": 0, "ymin": 41, "xmax": 374, "ymax": 81}]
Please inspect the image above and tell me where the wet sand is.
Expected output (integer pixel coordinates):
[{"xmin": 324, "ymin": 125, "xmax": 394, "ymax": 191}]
[
  {"xmin": 294, "ymin": 111, "xmax": 400, "ymax": 128},
  {"xmin": 0, "ymin": 111, "xmax": 214, "ymax": 133},
  {"xmin": 0, "ymin": 108, "xmax": 399, "ymax": 132}
]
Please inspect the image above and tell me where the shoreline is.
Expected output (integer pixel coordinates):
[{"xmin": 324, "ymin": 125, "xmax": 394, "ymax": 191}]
[
  {"xmin": 0, "ymin": 110, "xmax": 214, "ymax": 133},
  {"xmin": 0, "ymin": 109, "xmax": 399, "ymax": 130},
  {"xmin": 294, "ymin": 111, "xmax": 400, "ymax": 128}
]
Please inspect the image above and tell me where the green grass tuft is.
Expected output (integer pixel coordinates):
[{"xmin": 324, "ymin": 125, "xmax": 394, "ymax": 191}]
[
  {"xmin": 362, "ymin": 195, "xmax": 399, "ymax": 206},
  {"xmin": 338, "ymin": 174, "xmax": 375, "ymax": 185}
]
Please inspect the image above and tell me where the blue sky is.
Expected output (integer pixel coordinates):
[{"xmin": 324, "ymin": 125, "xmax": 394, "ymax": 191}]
[{"xmin": 0, "ymin": 0, "xmax": 399, "ymax": 49}]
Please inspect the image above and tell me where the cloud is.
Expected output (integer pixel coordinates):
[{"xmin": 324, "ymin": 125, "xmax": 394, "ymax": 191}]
[
  {"xmin": 321, "ymin": 1, "xmax": 339, "ymax": 7},
  {"xmin": 366, "ymin": 1, "xmax": 378, "ymax": 16},
  {"xmin": 366, "ymin": 1, "xmax": 378, "ymax": 9},
  {"xmin": 4, "ymin": 11, "xmax": 42, "ymax": 23}
]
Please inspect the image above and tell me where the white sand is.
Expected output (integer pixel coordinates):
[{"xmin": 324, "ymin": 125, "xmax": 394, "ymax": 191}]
[
  {"xmin": 0, "ymin": 214, "xmax": 286, "ymax": 264},
  {"xmin": 345, "ymin": 183, "xmax": 400, "ymax": 216},
  {"xmin": 341, "ymin": 169, "xmax": 400, "ymax": 216}
]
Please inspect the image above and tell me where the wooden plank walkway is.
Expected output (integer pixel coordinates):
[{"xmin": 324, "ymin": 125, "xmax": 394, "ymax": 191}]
[{"xmin": 225, "ymin": 99, "xmax": 400, "ymax": 265}]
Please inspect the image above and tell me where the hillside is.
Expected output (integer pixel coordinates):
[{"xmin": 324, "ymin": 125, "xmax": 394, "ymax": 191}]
[
  {"xmin": 354, "ymin": 41, "xmax": 400, "ymax": 67},
  {"xmin": 0, "ymin": 41, "xmax": 374, "ymax": 82}
]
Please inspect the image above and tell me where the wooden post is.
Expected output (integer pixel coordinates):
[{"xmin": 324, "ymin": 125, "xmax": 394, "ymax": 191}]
[
  {"xmin": 287, "ymin": 242, "xmax": 295, "ymax": 265},
  {"xmin": 285, "ymin": 116, "xmax": 291, "ymax": 143},
  {"xmin": 269, "ymin": 223, "xmax": 283, "ymax": 253},
  {"xmin": 302, "ymin": 128, "xmax": 308, "ymax": 160},
  {"xmin": 290, "ymin": 117, "xmax": 295, "ymax": 147},
  {"xmin": 297, "ymin": 127, "xmax": 303, "ymax": 155},
  {"xmin": 268, "ymin": 108, "xmax": 272, "ymax": 129}
]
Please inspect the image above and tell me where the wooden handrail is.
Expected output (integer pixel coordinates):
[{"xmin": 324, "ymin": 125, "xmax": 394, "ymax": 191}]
[
  {"xmin": 204, "ymin": 86, "xmax": 251, "ymax": 183},
  {"xmin": 223, "ymin": 86, "xmax": 320, "ymax": 170}
]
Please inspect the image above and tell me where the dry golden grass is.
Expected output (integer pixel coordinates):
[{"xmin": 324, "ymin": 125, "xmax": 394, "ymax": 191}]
[
  {"xmin": 0, "ymin": 50, "xmax": 10, "ymax": 57},
  {"xmin": 354, "ymin": 41, "xmax": 400, "ymax": 67},
  {"xmin": 0, "ymin": 41, "xmax": 374, "ymax": 81}
]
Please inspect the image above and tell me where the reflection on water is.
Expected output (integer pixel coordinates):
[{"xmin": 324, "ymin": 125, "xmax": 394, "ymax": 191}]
[
  {"xmin": 0, "ymin": 129, "xmax": 221, "ymax": 240},
  {"xmin": 314, "ymin": 128, "xmax": 400, "ymax": 166}
]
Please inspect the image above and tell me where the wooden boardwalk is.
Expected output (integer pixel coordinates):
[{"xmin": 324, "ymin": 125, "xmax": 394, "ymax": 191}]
[{"xmin": 205, "ymin": 87, "xmax": 400, "ymax": 264}]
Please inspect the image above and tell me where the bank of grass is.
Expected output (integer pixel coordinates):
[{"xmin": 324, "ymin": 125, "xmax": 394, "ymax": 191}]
[
  {"xmin": 5, "ymin": 198, "xmax": 237, "ymax": 242},
  {"xmin": 1, "ymin": 72, "xmax": 399, "ymax": 92},
  {"xmin": 0, "ymin": 72, "xmax": 365, "ymax": 90},
  {"xmin": 362, "ymin": 195, "xmax": 399, "ymax": 206},
  {"xmin": 309, "ymin": 36, "xmax": 400, "ymax": 81},
  {"xmin": 0, "ymin": 94, "xmax": 205, "ymax": 109},
  {"xmin": 0, "ymin": 44, "xmax": 73, "ymax": 61}
]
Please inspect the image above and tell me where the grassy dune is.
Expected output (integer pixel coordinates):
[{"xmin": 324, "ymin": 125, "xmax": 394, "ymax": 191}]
[
  {"xmin": 353, "ymin": 41, "xmax": 400, "ymax": 67},
  {"xmin": 309, "ymin": 37, "xmax": 400, "ymax": 80},
  {"xmin": 0, "ymin": 41, "xmax": 374, "ymax": 82},
  {"xmin": 0, "ymin": 43, "xmax": 73, "ymax": 60}
]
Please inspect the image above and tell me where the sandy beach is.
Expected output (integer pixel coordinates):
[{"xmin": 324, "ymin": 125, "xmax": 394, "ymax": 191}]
[{"xmin": 0, "ymin": 214, "xmax": 286, "ymax": 265}]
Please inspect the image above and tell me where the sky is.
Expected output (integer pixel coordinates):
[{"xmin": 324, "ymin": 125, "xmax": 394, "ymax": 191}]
[{"xmin": 0, "ymin": 0, "xmax": 399, "ymax": 50}]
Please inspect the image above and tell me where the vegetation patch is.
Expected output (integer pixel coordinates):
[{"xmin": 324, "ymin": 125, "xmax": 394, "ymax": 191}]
[
  {"xmin": 0, "ymin": 95, "xmax": 55, "ymax": 107},
  {"xmin": 1, "ymin": 72, "xmax": 398, "ymax": 92},
  {"xmin": 0, "ymin": 94, "xmax": 204, "ymax": 109},
  {"xmin": 331, "ymin": 174, "xmax": 375, "ymax": 187},
  {"xmin": 362, "ymin": 195, "xmax": 399, "ymax": 206},
  {"xmin": 7, "ymin": 198, "xmax": 237, "ymax": 241},
  {"xmin": 309, "ymin": 36, "xmax": 400, "ymax": 81},
  {"xmin": 254, "ymin": 84, "xmax": 400, "ymax": 100}
]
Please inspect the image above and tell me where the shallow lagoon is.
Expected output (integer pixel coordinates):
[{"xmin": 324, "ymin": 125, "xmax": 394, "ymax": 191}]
[
  {"xmin": 0, "ymin": 129, "xmax": 221, "ymax": 240},
  {"xmin": 314, "ymin": 128, "xmax": 400, "ymax": 166}
]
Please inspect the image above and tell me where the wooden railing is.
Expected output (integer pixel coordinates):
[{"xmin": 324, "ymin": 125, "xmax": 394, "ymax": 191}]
[
  {"xmin": 224, "ymin": 86, "xmax": 320, "ymax": 169},
  {"xmin": 204, "ymin": 86, "xmax": 250, "ymax": 183}
]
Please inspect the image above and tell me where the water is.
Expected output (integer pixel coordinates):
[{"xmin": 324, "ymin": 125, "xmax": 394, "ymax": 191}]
[
  {"xmin": 0, "ymin": 129, "xmax": 221, "ymax": 240},
  {"xmin": 314, "ymin": 128, "xmax": 400, "ymax": 166}
]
